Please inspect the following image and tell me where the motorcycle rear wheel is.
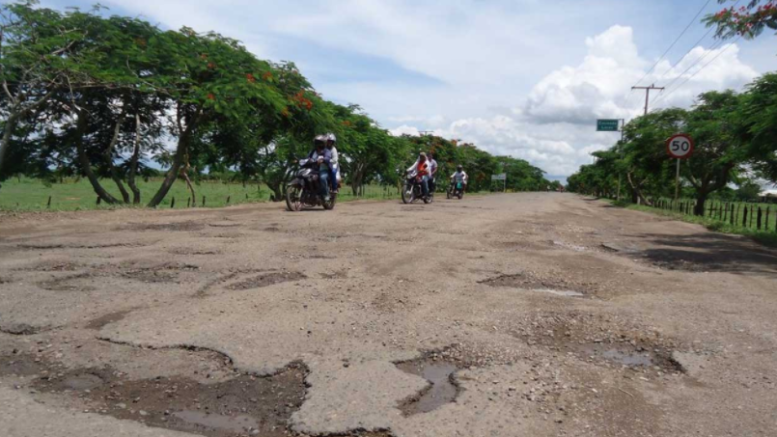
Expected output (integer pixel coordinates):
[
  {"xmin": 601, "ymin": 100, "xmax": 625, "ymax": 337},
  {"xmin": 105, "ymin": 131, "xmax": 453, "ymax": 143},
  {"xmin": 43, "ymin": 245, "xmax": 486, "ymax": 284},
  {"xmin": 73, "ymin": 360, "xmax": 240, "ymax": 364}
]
[{"xmin": 323, "ymin": 194, "xmax": 336, "ymax": 210}]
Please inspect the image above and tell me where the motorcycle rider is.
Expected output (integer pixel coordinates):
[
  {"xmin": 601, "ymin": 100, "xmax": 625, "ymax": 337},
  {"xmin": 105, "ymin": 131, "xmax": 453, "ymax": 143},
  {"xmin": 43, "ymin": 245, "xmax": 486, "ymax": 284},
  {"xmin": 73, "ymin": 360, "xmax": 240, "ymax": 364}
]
[
  {"xmin": 308, "ymin": 135, "xmax": 333, "ymax": 201},
  {"xmin": 325, "ymin": 133, "xmax": 341, "ymax": 193},
  {"xmin": 450, "ymin": 165, "xmax": 468, "ymax": 192},
  {"xmin": 407, "ymin": 152, "xmax": 431, "ymax": 200}
]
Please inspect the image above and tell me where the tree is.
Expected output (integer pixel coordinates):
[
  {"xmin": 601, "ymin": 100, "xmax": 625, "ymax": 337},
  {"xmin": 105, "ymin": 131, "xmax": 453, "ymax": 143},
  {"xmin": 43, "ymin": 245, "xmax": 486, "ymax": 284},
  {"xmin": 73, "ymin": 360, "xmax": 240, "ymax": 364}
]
[
  {"xmin": 739, "ymin": 73, "xmax": 777, "ymax": 183},
  {"xmin": 0, "ymin": 1, "xmax": 93, "ymax": 190},
  {"xmin": 683, "ymin": 90, "xmax": 749, "ymax": 215},
  {"xmin": 705, "ymin": 1, "xmax": 777, "ymax": 40}
]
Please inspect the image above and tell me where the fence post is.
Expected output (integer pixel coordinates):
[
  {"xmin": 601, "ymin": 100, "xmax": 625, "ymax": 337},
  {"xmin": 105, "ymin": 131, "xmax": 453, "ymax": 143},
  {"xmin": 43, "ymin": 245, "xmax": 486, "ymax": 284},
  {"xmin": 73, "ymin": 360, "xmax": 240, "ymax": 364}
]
[
  {"xmin": 757, "ymin": 207, "xmax": 763, "ymax": 231},
  {"xmin": 47, "ymin": 196, "xmax": 52, "ymax": 209},
  {"xmin": 767, "ymin": 207, "xmax": 771, "ymax": 232},
  {"xmin": 227, "ymin": 196, "xmax": 231, "ymax": 205},
  {"xmin": 96, "ymin": 196, "xmax": 101, "ymax": 205},
  {"xmin": 171, "ymin": 197, "xmax": 175, "ymax": 209},
  {"xmin": 187, "ymin": 197, "xmax": 191, "ymax": 208},
  {"xmin": 743, "ymin": 206, "xmax": 748, "ymax": 227},
  {"xmin": 750, "ymin": 205, "xmax": 754, "ymax": 228},
  {"xmin": 246, "ymin": 193, "xmax": 249, "ymax": 200},
  {"xmin": 730, "ymin": 204, "xmax": 735, "ymax": 225},
  {"xmin": 202, "ymin": 196, "xmax": 206, "ymax": 207},
  {"xmin": 723, "ymin": 203, "xmax": 728, "ymax": 222}
]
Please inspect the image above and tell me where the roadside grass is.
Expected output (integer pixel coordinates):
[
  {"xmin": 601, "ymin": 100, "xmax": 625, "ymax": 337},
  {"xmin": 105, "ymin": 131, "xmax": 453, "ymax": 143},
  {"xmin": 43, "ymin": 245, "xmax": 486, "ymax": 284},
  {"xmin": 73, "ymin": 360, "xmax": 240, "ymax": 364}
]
[{"xmin": 622, "ymin": 202, "xmax": 777, "ymax": 249}]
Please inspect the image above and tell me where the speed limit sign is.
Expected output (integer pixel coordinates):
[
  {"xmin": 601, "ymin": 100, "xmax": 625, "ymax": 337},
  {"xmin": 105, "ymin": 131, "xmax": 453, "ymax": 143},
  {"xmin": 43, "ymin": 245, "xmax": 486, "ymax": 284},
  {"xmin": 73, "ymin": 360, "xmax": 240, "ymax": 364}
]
[{"xmin": 666, "ymin": 134, "xmax": 694, "ymax": 159}]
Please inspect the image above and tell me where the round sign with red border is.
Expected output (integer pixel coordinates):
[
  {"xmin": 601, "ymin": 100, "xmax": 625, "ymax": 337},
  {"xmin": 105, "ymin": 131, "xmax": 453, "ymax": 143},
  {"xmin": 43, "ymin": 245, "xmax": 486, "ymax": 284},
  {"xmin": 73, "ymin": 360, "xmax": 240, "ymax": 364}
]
[{"xmin": 666, "ymin": 134, "xmax": 694, "ymax": 159}]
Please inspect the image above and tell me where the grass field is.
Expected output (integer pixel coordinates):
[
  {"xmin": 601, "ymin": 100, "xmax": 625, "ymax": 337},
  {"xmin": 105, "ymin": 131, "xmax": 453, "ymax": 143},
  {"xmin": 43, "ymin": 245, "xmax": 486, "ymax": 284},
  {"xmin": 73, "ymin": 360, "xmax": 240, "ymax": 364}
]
[
  {"xmin": 0, "ymin": 177, "xmax": 410, "ymax": 211},
  {"xmin": 622, "ymin": 201, "xmax": 777, "ymax": 248}
]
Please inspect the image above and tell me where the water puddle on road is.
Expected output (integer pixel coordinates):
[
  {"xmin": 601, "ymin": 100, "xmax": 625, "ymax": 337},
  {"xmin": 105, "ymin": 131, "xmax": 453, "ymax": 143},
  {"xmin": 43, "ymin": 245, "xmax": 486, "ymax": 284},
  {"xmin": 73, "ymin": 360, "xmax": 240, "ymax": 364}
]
[
  {"xmin": 172, "ymin": 411, "xmax": 260, "ymax": 434},
  {"xmin": 531, "ymin": 289, "xmax": 585, "ymax": 298},
  {"xmin": 396, "ymin": 358, "xmax": 461, "ymax": 415},
  {"xmin": 578, "ymin": 345, "xmax": 656, "ymax": 367}
]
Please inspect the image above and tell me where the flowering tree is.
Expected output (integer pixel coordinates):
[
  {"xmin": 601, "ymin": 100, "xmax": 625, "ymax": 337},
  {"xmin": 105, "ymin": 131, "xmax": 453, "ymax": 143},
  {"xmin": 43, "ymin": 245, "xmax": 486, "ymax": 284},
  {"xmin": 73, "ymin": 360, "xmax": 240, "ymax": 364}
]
[{"xmin": 704, "ymin": 0, "xmax": 777, "ymax": 39}]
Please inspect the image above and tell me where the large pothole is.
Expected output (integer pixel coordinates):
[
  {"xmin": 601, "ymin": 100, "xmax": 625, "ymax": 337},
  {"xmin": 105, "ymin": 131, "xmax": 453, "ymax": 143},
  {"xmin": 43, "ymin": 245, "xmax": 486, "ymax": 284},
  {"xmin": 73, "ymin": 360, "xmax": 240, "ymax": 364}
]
[
  {"xmin": 479, "ymin": 272, "xmax": 591, "ymax": 297},
  {"xmin": 1, "ymin": 351, "xmax": 307, "ymax": 437},
  {"xmin": 395, "ymin": 351, "xmax": 464, "ymax": 416}
]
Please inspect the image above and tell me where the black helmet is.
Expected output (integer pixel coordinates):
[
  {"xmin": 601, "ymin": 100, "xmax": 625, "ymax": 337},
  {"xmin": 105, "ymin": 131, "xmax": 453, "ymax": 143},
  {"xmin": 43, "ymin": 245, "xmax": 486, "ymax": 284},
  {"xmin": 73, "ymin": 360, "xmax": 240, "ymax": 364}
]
[{"xmin": 457, "ymin": 165, "xmax": 463, "ymax": 171}]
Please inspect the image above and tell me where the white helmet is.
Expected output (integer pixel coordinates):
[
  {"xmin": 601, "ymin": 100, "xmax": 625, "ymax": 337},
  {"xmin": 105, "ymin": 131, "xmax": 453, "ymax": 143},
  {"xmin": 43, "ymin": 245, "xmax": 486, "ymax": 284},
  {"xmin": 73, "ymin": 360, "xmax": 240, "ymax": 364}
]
[
  {"xmin": 326, "ymin": 133, "xmax": 337, "ymax": 143},
  {"xmin": 314, "ymin": 134, "xmax": 328, "ymax": 142}
]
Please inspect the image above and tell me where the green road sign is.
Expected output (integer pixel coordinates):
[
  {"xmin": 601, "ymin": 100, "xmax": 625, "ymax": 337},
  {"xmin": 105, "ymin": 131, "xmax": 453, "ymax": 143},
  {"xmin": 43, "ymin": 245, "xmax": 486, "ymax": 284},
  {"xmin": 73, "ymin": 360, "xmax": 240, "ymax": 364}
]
[{"xmin": 597, "ymin": 119, "xmax": 620, "ymax": 132}]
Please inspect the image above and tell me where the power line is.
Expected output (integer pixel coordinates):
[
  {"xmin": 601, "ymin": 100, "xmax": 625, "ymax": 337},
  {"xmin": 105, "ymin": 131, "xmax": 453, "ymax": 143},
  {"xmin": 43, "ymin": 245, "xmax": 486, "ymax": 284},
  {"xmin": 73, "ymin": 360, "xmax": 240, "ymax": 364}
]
[
  {"xmin": 654, "ymin": 0, "xmax": 741, "ymax": 84},
  {"xmin": 633, "ymin": 0, "xmax": 715, "ymax": 88},
  {"xmin": 654, "ymin": 38, "xmax": 726, "ymax": 101},
  {"xmin": 651, "ymin": 37, "xmax": 742, "ymax": 109}
]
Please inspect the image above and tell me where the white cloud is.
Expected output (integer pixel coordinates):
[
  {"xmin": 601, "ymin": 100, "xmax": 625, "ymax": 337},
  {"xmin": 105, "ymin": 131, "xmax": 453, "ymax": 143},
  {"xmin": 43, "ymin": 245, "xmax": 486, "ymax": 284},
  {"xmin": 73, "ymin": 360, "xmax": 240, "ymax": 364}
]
[{"xmin": 399, "ymin": 25, "xmax": 762, "ymax": 177}]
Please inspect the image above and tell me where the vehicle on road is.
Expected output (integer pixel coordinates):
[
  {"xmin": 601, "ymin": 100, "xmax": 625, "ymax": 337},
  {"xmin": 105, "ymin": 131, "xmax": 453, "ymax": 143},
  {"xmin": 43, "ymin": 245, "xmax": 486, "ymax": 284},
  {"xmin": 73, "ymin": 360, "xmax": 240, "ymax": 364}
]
[
  {"xmin": 402, "ymin": 170, "xmax": 431, "ymax": 204},
  {"xmin": 447, "ymin": 181, "xmax": 465, "ymax": 200},
  {"xmin": 286, "ymin": 158, "xmax": 336, "ymax": 211}
]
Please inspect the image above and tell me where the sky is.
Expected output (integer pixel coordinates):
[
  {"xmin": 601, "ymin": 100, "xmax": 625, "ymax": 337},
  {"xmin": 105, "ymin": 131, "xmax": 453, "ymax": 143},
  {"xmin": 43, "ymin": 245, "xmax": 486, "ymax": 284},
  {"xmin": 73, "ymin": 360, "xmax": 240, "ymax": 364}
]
[{"xmin": 42, "ymin": 0, "xmax": 777, "ymax": 181}]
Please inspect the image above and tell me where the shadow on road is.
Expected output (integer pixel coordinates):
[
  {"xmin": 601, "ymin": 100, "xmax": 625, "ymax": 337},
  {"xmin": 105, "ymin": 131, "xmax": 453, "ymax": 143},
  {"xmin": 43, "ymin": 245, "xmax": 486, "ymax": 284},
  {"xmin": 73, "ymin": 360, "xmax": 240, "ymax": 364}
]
[{"xmin": 635, "ymin": 232, "xmax": 777, "ymax": 275}]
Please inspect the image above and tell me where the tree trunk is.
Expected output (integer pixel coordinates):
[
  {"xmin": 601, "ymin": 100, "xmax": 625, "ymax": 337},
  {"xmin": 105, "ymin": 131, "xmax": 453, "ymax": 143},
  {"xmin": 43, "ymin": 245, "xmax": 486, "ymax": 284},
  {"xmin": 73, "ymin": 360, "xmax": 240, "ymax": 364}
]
[
  {"xmin": 104, "ymin": 116, "xmax": 130, "ymax": 203},
  {"xmin": 694, "ymin": 192, "xmax": 708, "ymax": 217},
  {"xmin": 75, "ymin": 111, "xmax": 121, "ymax": 205},
  {"xmin": 127, "ymin": 114, "xmax": 142, "ymax": 204},
  {"xmin": 183, "ymin": 171, "xmax": 196, "ymax": 207},
  {"xmin": 266, "ymin": 180, "xmax": 283, "ymax": 202},
  {"xmin": 0, "ymin": 113, "xmax": 19, "ymax": 194},
  {"xmin": 147, "ymin": 128, "xmax": 190, "ymax": 208}
]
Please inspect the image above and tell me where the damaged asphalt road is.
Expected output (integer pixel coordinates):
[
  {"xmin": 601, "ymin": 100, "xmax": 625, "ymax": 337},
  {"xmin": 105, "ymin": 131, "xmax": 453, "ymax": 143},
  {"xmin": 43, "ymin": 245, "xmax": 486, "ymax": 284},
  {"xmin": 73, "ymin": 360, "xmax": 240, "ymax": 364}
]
[{"xmin": 1, "ymin": 193, "xmax": 776, "ymax": 436}]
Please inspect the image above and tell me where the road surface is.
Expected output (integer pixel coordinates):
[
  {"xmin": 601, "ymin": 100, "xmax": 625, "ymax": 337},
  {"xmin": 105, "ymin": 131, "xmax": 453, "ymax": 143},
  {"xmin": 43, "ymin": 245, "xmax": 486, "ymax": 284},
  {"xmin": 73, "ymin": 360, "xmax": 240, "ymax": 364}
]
[{"xmin": 1, "ymin": 193, "xmax": 776, "ymax": 437}]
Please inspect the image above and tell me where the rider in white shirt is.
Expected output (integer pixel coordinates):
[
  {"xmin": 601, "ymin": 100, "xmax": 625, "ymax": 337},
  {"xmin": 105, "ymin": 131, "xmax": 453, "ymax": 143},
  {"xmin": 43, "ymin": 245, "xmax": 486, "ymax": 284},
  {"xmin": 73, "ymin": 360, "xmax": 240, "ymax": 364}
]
[
  {"xmin": 450, "ymin": 165, "xmax": 468, "ymax": 190},
  {"xmin": 326, "ymin": 133, "xmax": 341, "ymax": 193}
]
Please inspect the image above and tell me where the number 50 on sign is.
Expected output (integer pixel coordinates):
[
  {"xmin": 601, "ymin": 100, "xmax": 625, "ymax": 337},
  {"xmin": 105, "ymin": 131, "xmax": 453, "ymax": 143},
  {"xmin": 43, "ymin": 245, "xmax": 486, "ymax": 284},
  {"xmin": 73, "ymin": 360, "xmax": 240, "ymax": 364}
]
[{"xmin": 666, "ymin": 134, "xmax": 694, "ymax": 159}]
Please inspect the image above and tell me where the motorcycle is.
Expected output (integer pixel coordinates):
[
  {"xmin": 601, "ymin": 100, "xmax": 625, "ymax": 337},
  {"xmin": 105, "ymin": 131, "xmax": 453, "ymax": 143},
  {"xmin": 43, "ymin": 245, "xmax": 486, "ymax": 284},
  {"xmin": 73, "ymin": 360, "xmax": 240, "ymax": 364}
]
[
  {"xmin": 401, "ymin": 170, "xmax": 431, "ymax": 204},
  {"xmin": 447, "ymin": 181, "xmax": 465, "ymax": 200},
  {"xmin": 286, "ymin": 158, "xmax": 336, "ymax": 211}
]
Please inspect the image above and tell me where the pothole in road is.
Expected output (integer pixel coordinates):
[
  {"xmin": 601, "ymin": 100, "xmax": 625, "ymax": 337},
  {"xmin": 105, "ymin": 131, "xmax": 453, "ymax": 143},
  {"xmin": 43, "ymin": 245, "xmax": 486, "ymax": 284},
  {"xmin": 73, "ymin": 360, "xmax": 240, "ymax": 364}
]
[
  {"xmin": 20, "ymin": 353, "xmax": 308, "ymax": 437},
  {"xmin": 85, "ymin": 309, "xmax": 136, "ymax": 330},
  {"xmin": 479, "ymin": 273, "xmax": 589, "ymax": 297},
  {"xmin": 396, "ymin": 354, "xmax": 463, "ymax": 415},
  {"xmin": 226, "ymin": 271, "xmax": 307, "ymax": 291},
  {"xmin": 511, "ymin": 312, "xmax": 682, "ymax": 374},
  {"xmin": 123, "ymin": 221, "xmax": 205, "ymax": 232}
]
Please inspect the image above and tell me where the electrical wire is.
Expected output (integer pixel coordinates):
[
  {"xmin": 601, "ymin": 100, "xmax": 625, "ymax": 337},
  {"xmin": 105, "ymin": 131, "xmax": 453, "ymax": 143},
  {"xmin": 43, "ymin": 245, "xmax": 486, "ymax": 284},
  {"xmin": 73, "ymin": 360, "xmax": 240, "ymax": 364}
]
[
  {"xmin": 632, "ymin": 0, "xmax": 715, "ymax": 88},
  {"xmin": 651, "ymin": 36, "xmax": 742, "ymax": 110}
]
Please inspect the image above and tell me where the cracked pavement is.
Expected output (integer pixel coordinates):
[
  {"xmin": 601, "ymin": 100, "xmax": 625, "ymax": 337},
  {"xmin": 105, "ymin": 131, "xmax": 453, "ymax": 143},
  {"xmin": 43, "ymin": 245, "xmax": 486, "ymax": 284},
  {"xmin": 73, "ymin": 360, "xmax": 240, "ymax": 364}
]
[{"xmin": 1, "ymin": 193, "xmax": 777, "ymax": 436}]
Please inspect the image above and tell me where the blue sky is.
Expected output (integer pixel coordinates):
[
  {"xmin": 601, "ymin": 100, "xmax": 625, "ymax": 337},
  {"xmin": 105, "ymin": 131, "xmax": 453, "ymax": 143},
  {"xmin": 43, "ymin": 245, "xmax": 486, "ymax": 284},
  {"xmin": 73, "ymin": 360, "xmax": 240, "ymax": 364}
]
[{"xmin": 40, "ymin": 0, "xmax": 777, "ymax": 180}]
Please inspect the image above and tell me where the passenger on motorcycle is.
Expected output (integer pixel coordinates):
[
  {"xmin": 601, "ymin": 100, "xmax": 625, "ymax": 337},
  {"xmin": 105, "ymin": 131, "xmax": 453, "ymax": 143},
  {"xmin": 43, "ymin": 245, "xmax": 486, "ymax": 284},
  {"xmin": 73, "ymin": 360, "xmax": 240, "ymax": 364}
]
[
  {"xmin": 325, "ymin": 133, "xmax": 341, "ymax": 193},
  {"xmin": 428, "ymin": 153, "xmax": 438, "ymax": 194},
  {"xmin": 450, "ymin": 165, "xmax": 468, "ymax": 190},
  {"xmin": 308, "ymin": 135, "xmax": 333, "ymax": 201},
  {"xmin": 407, "ymin": 152, "xmax": 431, "ymax": 199}
]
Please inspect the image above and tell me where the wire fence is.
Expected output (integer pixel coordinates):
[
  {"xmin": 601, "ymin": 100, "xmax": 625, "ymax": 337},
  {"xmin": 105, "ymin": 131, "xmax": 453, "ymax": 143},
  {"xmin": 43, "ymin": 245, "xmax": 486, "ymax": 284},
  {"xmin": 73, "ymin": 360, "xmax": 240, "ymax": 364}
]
[{"xmin": 649, "ymin": 198, "xmax": 777, "ymax": 232}]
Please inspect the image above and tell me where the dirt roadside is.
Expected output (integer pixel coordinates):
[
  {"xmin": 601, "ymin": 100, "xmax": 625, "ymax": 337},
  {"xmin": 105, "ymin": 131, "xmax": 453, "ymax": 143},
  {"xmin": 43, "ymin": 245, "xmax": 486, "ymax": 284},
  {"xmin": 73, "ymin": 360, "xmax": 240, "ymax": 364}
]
[{"xmin": 1, "ymin": 193, "xmax": 776, "ymax": 437}]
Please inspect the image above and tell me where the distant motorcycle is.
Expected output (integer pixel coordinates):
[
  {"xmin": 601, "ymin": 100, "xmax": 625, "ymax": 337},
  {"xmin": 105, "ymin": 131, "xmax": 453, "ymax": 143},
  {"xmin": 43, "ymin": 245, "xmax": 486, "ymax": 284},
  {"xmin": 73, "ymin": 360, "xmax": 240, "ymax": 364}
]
[
  {"xmin": 286, "ymin": 158, "xmax": 336, "ymax": 211},
  {"xmin": 401, "ymin": 170, "xmax": 431, "ymax": 204},
  {"xmin": 447, "ymin": 181, "xmax": 465, "ymax": 200}
]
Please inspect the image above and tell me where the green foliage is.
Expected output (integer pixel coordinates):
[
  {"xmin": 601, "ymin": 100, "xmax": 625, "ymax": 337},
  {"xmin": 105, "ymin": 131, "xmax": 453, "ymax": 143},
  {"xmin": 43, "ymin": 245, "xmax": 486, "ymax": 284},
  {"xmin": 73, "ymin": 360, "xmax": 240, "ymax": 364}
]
[
  {"xmin": 704, "ymin": 1, "xmax": 777, "ymax": 40},
  {"xmin": 568, "ymin": 75, "xmax": 777, "ymax": 217},
  {"xmin": 0, "ymin": 1, "xmax": 551, "ymax": 208}
]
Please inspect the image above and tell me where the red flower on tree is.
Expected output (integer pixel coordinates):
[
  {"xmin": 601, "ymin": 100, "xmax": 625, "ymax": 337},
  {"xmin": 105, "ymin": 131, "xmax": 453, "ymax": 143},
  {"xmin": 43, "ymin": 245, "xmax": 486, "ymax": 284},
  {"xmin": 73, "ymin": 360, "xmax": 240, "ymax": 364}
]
[
  {"xmin": 246, "ymin": 73, "xmax": 256, "ymax": 83},
  {"xmin": 207, "ymin": 93, "xmax": 215, "ymax": 101}
]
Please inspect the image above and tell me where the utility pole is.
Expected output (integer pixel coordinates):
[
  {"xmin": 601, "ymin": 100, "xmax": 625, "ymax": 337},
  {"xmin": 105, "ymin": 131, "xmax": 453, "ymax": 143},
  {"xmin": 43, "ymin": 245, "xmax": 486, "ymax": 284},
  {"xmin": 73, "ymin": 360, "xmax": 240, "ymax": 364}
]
[{"xmin": 631, "ymin": 84, "xmax": 665, "ymax": 115}]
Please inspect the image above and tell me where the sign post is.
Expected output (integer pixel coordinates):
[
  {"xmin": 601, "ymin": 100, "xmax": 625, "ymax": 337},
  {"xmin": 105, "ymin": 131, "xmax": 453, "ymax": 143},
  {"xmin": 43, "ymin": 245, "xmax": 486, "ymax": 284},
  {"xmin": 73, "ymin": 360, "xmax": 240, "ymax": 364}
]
[
  {"xmin": 596, "ymin": 119, "xmax": 620, "ymax": 132},
  {"xmin": 666, "ymin": 133, "xmax": 694, "ymax": 201},
  {"xmin": 597, "ymin": 119, "xmax": 626, "ymax": 200},
  {"xmin": 492, "ymin": 173, "xmax": 507, "ymax": 193}
]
